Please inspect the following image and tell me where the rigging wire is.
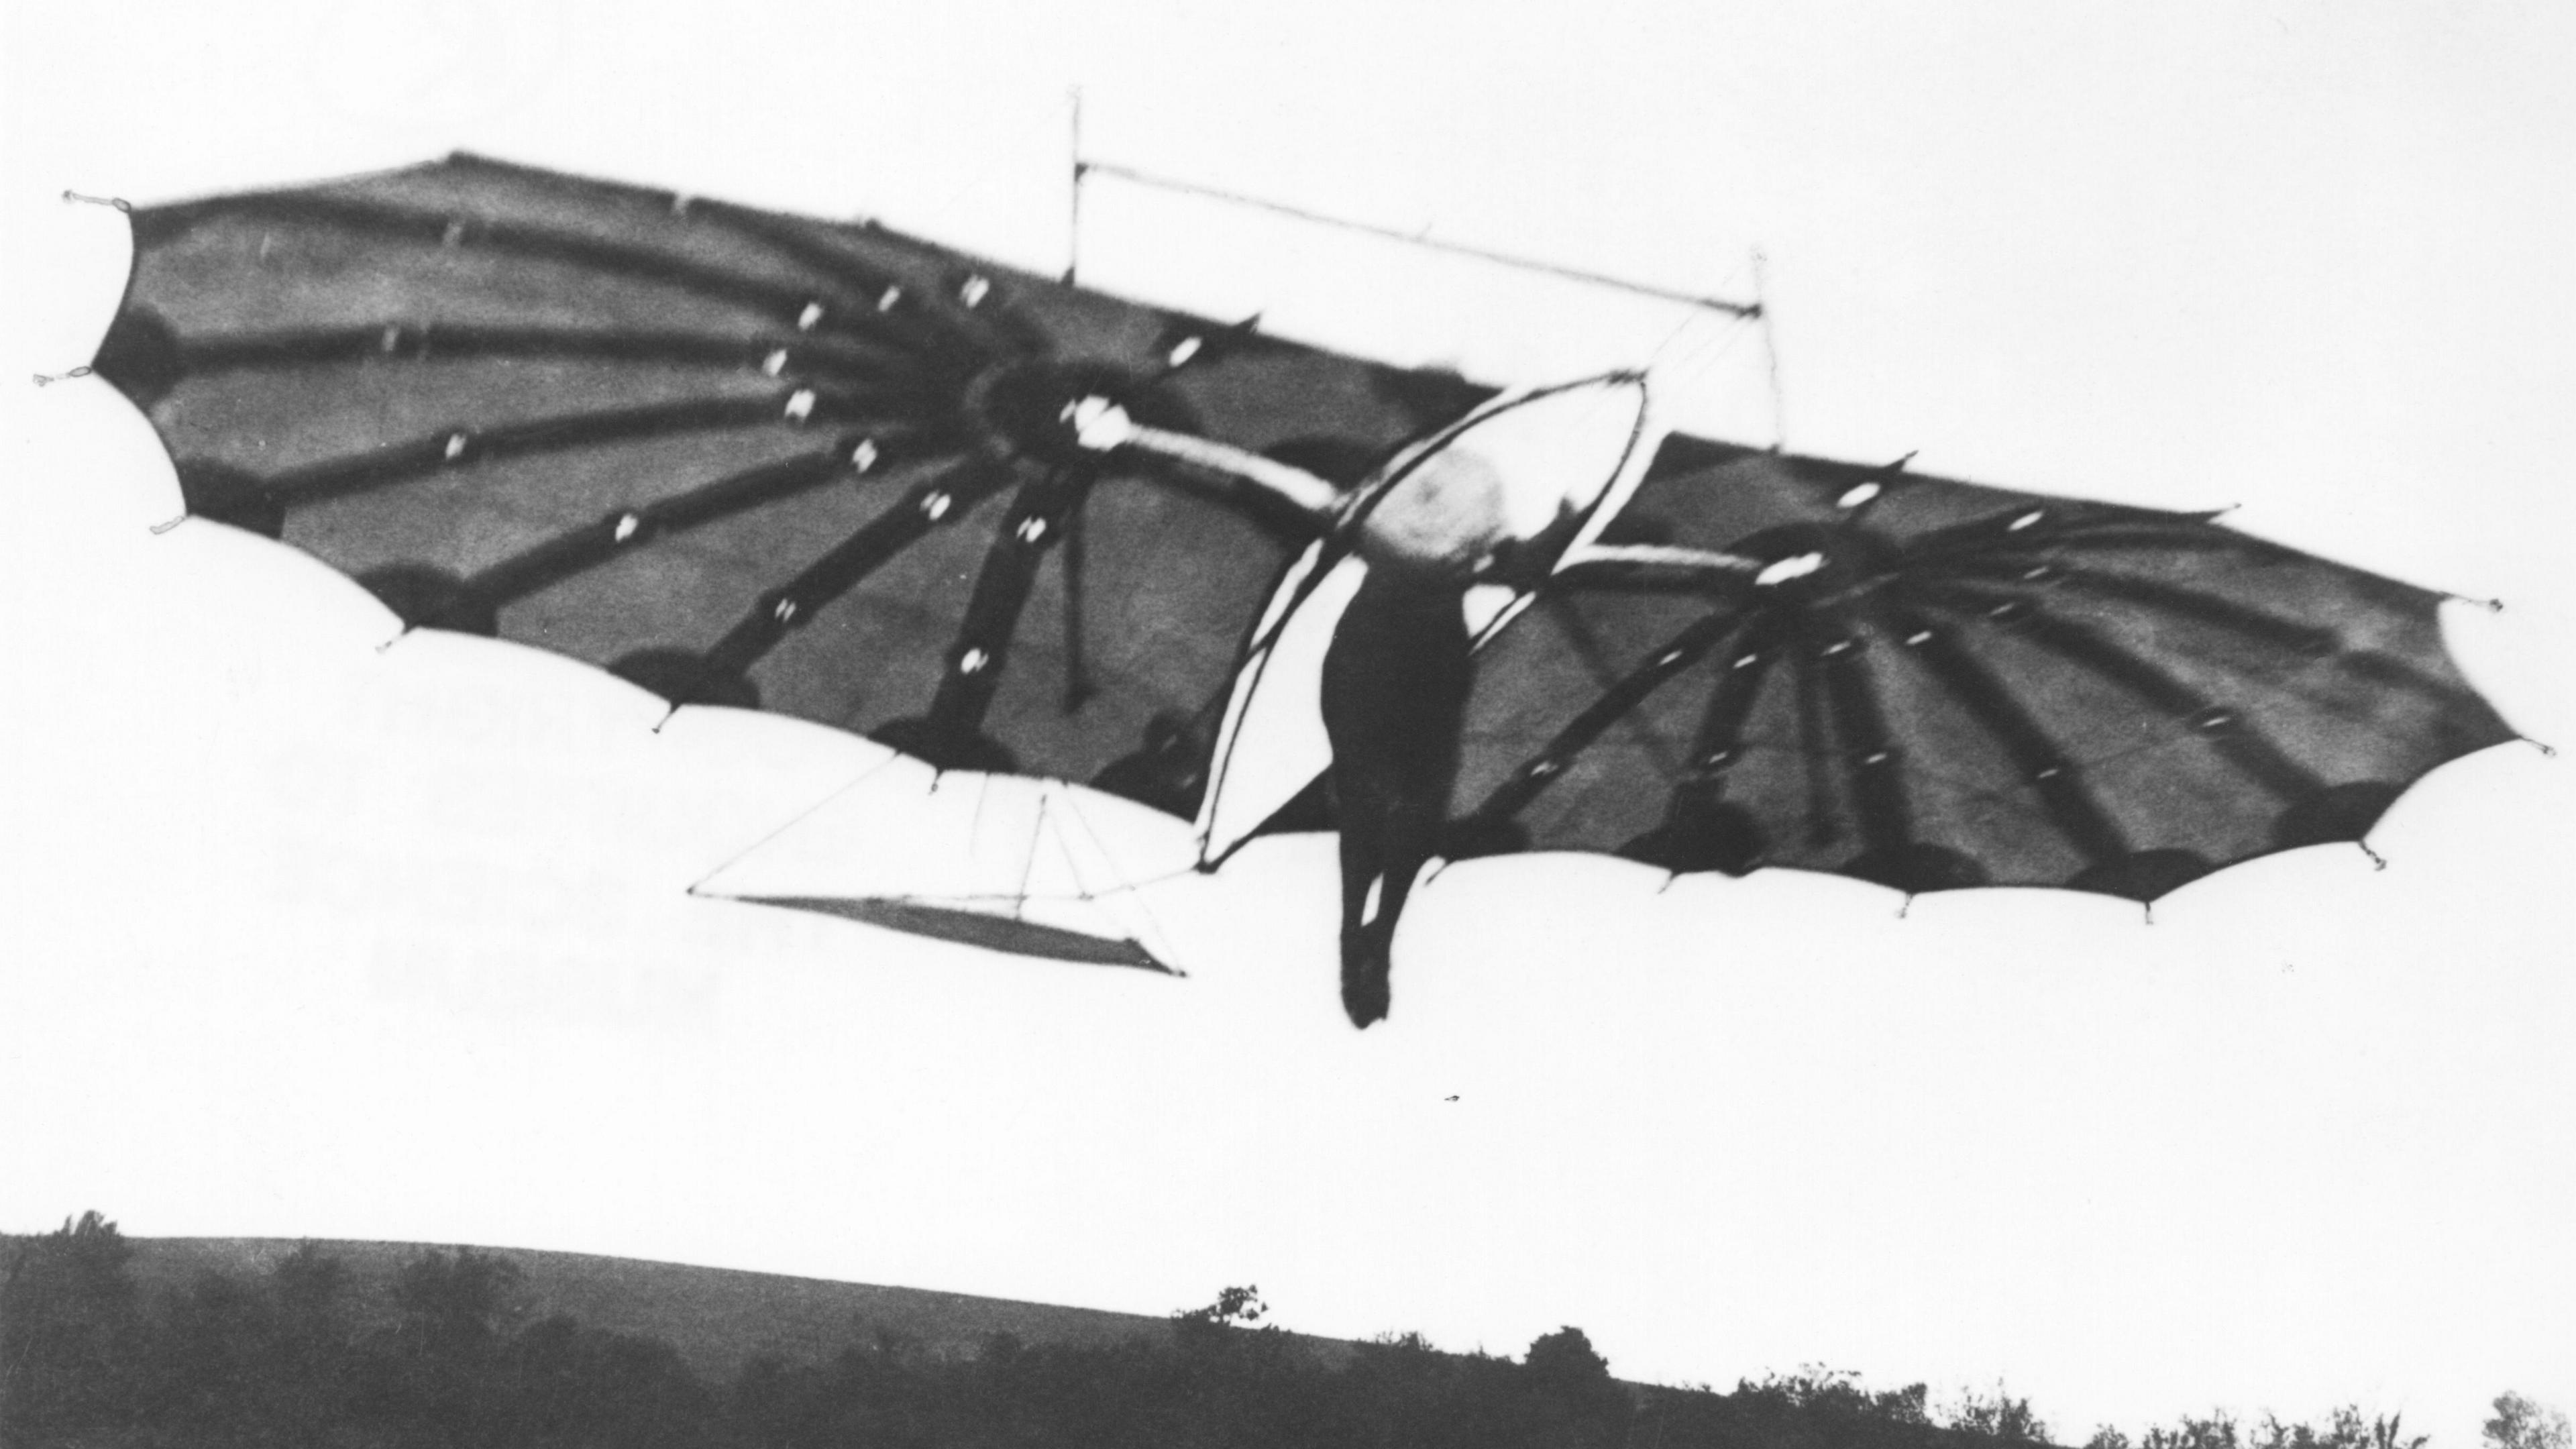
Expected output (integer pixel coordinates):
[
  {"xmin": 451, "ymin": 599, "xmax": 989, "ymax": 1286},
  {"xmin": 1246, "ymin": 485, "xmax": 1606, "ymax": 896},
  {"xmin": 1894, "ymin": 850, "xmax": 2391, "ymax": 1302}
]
[
  {"xmin": 1079, "ymin": 160, "xmax": 1762, "ymax": 319},
  {"xmin": 1644, "ymin": 256, "xmax": 1752, "ymax": 368},
  {"xmin": 1753, "ymin": 247, "xmax": 1788, "ymax": 449},
  {"xmin": 918, "ymin": 95, "xmax": 1087, "ymax": 247},
  {"xmin": 1645, "ymin": 314, "xmax": 1758, "ymax": 410},
  {"xmin": 1013, "ymin": 790, "xmax": 1046, "ymax": 921},
  {"xmin": 1056, "ymin": 784, "xmax": 1186, "ymax": 967},
  {"xmin": 685, "ymin": 752, "xmax": 906, "ymax": 896}
]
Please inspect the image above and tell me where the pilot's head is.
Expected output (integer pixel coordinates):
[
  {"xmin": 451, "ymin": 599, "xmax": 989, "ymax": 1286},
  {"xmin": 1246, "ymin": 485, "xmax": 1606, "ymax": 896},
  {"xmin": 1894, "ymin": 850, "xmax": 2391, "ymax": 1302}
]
[{"xmin": 1352, "ymin": 441, "xmax": 1514, "ymax": 580}]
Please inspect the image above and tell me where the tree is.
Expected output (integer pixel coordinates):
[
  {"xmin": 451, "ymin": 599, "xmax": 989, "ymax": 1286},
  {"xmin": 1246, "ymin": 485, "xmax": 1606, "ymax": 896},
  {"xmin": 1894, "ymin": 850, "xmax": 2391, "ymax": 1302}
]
[
  {"xmin": 264, "ymin": 1243, "xmax": 358, "ymax": 1444},
  {"xmin": 1521, "ymin": 1326, "xmax": 1627, "ymax": 1449},
  {"xmin": 272, "ymin": 1240, "xmax": 350, "ymax": 1331},
  {"xmin": 2141, "ymin": 1411, "xmax": 2245, "ymax": 1449},
  {"xmin": 1176, "ymin": 1284, "xmax": 1272, "ymax": 1329},
  {"xmin": 1523, "ymin": 1326, "xmax": 1611, "ymax": 1386},
  {"xmin": 1951, "ymin": 1383, "xmax": 2052, "ymax": 1445},
  {"xmin": 1742, "ymin": 1365, "xmax": 1935, "ymax": 1427},
  {"xmin": 499, "ymin": 1313, "xmax": 714, "ymax": 1447},
  {"xmin": 1171, "ymin": 1283, "xmax": 1285, "ymax": 1360},
  {"xmin": 2487, "ymin": 1394, "xmax": 2574, "ymax": 1449},
  {"xmin": 390, "ymin": 1245, "xmax": 525, "ymax": 1359},
  {"xmin": 152, "ymin": 1267, "xmax": 284, "ymax": 1431},
  {"xmin": 2256, "ymin": 1407, "xmax": 2425, "ymax": 1449},
  {"xmin": 1, "ymin": 1210, "xmax": 144, "ymax": 1434}
]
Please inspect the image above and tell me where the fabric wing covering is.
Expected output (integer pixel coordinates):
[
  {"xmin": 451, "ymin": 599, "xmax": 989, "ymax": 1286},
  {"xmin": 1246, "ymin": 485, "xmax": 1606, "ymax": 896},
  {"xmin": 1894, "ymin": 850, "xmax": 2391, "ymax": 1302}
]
[
  {"xmin": 1445, "ymin": 438, "xmax": 2515, "ymax": 901},
  {"xmin": 95, "ymin": 154, "xmax": 2518, "ymax": 970},
  {"xmin": 93, "ymin": 154, "xmax": 1501, "ymax": 970},
  {"xmin": 96, "ymin": 152, "xmax": 1489, "ymax": 808}
]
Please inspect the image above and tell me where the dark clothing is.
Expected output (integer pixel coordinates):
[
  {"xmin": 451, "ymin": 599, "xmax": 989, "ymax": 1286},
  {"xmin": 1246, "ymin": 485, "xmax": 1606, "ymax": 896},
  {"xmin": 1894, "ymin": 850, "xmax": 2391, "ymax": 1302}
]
[{"xmin": 1321, "ymin": 567, "xmax": 1473, "ymax": 1026}]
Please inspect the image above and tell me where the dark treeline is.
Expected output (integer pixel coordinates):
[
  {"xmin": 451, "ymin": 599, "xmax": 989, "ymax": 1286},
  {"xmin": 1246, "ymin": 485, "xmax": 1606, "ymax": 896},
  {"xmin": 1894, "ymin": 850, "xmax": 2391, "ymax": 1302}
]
[
  {"xmin": 4, "ymin": 1212, "xmax": 2544, "ymax": 1449},
  {"xmin": 0, "ymin": 1214, "xmax": 2025, "ymax": 1448}
]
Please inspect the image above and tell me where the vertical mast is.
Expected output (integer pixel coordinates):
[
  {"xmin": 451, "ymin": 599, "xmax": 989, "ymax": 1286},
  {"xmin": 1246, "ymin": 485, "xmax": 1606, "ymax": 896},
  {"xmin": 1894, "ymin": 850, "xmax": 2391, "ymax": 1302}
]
[
  {"xmin": 1753, "ymin": 246, "xmax": 1787, "ymax": 451},
  {"xmin": 1065, "ymin": 87, "xmax": 1085, "ymax": 285}
]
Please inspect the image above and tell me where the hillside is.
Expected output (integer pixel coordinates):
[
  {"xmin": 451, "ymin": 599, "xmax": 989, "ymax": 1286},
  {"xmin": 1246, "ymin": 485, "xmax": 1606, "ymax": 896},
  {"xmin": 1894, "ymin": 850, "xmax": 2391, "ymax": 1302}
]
[
  {"xmin": 110, "ymin": 1236, "xmax": 1352, "ymax": 1378},
  {"xmin": 23, "ymin": 1219, "xmax": 2313, "ymax": 1448}
]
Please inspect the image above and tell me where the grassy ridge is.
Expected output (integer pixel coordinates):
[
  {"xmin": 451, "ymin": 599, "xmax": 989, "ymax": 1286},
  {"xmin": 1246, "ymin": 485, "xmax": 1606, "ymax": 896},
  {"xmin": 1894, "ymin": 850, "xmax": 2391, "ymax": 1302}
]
[
  {"xmin": 23, "ymin": 1218, "xmax": 2520, "ymax": 1449},
  {"xmin": 111, "ymin": 1236, "xmax": 1352, "ymax": 1377}
]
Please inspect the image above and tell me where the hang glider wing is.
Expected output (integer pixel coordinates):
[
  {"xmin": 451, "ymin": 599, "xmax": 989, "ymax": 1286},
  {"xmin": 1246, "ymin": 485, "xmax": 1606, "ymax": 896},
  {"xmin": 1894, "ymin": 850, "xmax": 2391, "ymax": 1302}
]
[
  {"xmin": 93, "ymin": 154, "xmax": 2517, "ymax": 976},
  {"xmin": 1439, "ymin": 439, "xmax": 2516, "ymax": 901},
  {"xmin": 94, "ymin": 152, "xmax": 1493, "ymax": 812},
  {"xmin": 91, "ymin": 154, "xmax": 1507, "ymax": 968}
]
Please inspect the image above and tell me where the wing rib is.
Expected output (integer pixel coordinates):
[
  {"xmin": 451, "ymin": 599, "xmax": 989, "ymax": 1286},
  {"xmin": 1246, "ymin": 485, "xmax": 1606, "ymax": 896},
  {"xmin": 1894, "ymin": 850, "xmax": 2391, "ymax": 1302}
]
[
  {"xmin": 1874, "ymin": 603, "xmax": 2131, "ymax": 867},
  {"xmin": 150, "ymin": 192, "xmax": 987, "ymax": 367},
  {"xmin": 1619, "ymin": 619, "xmax": 1783, "ymax": 873},
  {"xmin": 171, "ymin": 323, "xmax": 936, "ymax": 388},
  {"xmin": 698, "ymin": 457, "xmax": 1015, "ymax": 680},
  {"xmin": 1939, "ymin": 558, "xmax": 2479, "ymax": 716},
  {"xmin": 920, "ymin": 465, "xmax": 1095, "ymax": 749},
  {"xmin": 1902, "ymin": 511, "xmax": 2245, "ymax": 569},
  {"xmin": 455, "ymin": 445, "xmax": 908, "ymax": 606},
  {"xmin": 1911, "ymin": 580, "xmax": 2330, "ymax": 805},
  {"xmin": 681, "ymin": 199, "xmax": 1019, "ymax": 364},
  {"xmin": 1555, "ymin": 543, "xmax": 1765, "ymax": 582},
  {"xmin": 1682, "ymin": 626, "xmax": 1782, "ymax": 779},
  {"xmin": 1809, "ymin": 619, "xmax": 1915, "ymax": 866},
  {"xmin": 1108, "ymin": 422, "xmax": 1343, "ymax": 518},
  {"xmin": 259, "ymin": 388, "xmax": 930, "ymax": 504},
  {"xmin": 1459, "ymin": 608, "xmax": 1751, "ymax": 824},
  {"xmin": 1792, "ymin": 639, "xmax": 1839, "ymax": 849},
  {"xmin": 1058, "ymin": 498, "xmax": 1097, "ymax": 711}
]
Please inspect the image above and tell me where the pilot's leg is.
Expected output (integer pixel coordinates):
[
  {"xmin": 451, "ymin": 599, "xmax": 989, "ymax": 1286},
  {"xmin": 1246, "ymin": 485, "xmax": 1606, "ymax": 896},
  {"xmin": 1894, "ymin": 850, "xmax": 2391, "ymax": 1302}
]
[{"xmin": 1333, "ymin": 768, "xmax": 1399, "ymax": 1027}]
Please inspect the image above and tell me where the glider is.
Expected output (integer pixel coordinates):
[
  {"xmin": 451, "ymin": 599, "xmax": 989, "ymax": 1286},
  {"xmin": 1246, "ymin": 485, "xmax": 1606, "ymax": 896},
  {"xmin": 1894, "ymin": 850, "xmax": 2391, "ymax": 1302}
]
[{"xmin": 90, "ymin": 155, "xmax": 2518, "ymax": 1024}]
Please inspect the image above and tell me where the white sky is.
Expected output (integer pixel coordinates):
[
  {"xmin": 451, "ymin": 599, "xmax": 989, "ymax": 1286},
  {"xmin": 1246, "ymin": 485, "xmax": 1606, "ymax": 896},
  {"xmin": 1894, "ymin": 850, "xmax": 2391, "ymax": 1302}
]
[{"xmin": 3, "ymin": 3, "xmax": 2570, "ymax": 1444}]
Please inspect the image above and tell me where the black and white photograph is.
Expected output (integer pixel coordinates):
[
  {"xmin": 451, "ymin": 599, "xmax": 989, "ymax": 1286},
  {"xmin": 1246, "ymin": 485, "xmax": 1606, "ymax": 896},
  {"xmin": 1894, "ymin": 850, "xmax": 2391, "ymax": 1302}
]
[{"xmin": 3, "ymin": 3, "xmax": 2569, "ymax": 1445}]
